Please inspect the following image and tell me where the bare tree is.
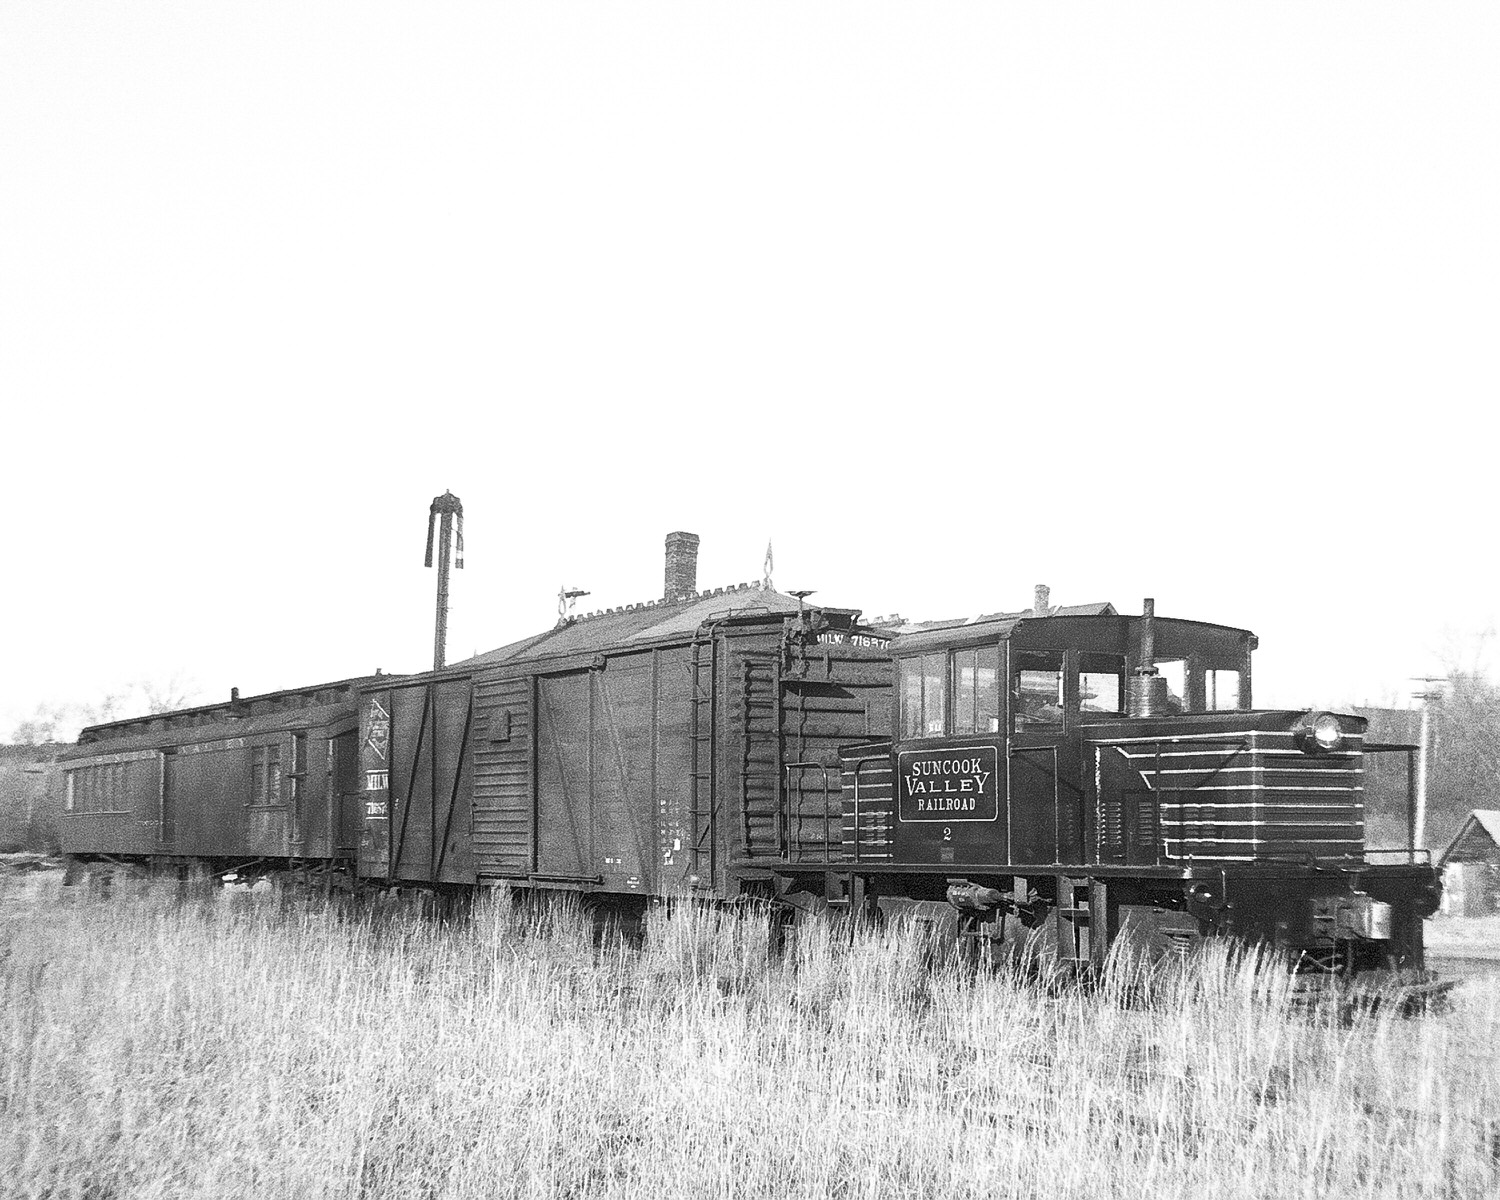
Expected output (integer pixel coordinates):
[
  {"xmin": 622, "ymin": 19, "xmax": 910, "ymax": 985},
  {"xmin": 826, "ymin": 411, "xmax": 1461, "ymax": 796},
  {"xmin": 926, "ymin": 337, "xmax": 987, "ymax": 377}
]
[
  {"xmin": 1404, "ymin": 632, "xmax": 1500, "ymax": 849},
  {"xmin": 8, "ymin": 676, "xmax": 204, "ymax": 745},
  {"xmin": 11, "ymin": 703, "xmax": 69, "ymax": 746},
  {"xmin": 79, "ymin": 692, "xmax": 127, "ymax": 727},
  {"xmin": 133, "ymin": 673, "xmax": 200, "ymax": 716}
]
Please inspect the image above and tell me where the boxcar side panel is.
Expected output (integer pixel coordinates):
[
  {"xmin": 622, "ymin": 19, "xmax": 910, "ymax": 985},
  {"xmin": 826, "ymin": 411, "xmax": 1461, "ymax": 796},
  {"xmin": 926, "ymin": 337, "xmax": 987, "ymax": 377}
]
[
  {"xmin": 593, "ymin": 654, "xmax": 656, "ymax": 894},
  {"xmin": 379, "ymin": 678, "xmax": 475, "ymax": 885},
  {"xmin": 654, "ymin": 645, "xmax": 698, "ymax": 893},
  {"xmin": 471, "ymin": 674, "xmax": 533, "ymax": 878},
  {"xmin": 359, "ymin": 691, "xmax": 393, "ymax": 878},
  {"xmin": 431, "ymin": 679, "xmax": 476, "ymax": 883},
  {"xmin": 535, "ymin": 672, "xmax": 593, "ymax": 881},
  {"xmin": 388, "ymin": 686, "xmax": 433, "ymax": 878}
]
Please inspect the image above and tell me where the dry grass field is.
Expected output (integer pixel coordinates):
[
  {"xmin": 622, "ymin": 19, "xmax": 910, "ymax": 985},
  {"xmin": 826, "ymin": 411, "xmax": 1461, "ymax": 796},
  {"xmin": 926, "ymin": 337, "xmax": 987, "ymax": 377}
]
[{"xmin": 2, "ymin": 872, "xmax": 1497, "ymax": 1200}]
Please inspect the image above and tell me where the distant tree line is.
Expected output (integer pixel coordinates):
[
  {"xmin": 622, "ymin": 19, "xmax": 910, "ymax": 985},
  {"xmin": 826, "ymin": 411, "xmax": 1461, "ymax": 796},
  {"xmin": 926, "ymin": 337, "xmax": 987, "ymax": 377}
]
[
  {"xmin": 8, "ymin": 674, "xmax": 200, "ymax": 746},
  {"xmin": 1357, "ymin": 654, "xmax": 1500, "ymax": 852},
  {"xmin": 1422, "ymin": 664, "xmax": 1500, "ymax": 848}
]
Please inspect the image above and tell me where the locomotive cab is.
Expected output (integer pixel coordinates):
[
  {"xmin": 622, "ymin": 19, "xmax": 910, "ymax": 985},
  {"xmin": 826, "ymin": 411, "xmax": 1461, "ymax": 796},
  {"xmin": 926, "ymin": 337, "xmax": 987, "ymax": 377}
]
[{"xmin": 873, "ymin": 609, "xmax": 1256, "ymax": 871}]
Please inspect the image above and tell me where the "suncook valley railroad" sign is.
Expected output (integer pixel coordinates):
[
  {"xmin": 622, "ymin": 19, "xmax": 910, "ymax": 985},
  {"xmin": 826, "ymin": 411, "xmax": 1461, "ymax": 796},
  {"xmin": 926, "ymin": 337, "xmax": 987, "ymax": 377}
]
[{"xmin": 896, "ymin": 745, "xmax": 1000, "ymax": 823}]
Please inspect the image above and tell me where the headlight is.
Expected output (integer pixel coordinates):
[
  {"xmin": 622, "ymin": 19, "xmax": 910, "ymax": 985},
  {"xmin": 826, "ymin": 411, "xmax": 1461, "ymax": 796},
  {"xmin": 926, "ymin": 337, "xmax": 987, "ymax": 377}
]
[{"xmin": 1294, "ymin": 711, "xmax": 1345, "ymax": 754}]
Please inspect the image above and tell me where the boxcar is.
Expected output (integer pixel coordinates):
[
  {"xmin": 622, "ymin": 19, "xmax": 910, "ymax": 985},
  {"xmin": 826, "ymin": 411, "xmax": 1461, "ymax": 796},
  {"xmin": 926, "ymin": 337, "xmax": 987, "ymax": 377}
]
[{"xmin": 353, "ymin": 583, "xmax": 893, "ymax": 903}]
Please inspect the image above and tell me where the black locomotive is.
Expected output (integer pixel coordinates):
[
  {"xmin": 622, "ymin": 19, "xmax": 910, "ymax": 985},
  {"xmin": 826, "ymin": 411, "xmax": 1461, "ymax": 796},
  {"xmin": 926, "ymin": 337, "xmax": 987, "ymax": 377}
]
[
  {"xmin": 59, "ymin": 535, "xmax": 1440, "ymax": 982},
  {"xmin": 815, "ymin": 597, "xmax": 1439, "ymax": 982}
]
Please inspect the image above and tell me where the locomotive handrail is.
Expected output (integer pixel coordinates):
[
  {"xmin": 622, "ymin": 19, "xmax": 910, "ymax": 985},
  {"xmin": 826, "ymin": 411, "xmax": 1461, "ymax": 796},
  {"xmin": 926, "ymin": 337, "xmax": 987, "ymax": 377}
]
[
  {"xmin": 1358, "ymin": 848, "xmax": 1434, "ymax": 866},
  {"xmin": 850, "ymin": 755, "xmax": 888, "ymax": 866},
  {"xmin": 781, "ymin": 762, "xmax": 832, "ymax": 863},
  {"xmin": 1359, "ymin": 742, "xmax": 1422, "ymax": 858}
]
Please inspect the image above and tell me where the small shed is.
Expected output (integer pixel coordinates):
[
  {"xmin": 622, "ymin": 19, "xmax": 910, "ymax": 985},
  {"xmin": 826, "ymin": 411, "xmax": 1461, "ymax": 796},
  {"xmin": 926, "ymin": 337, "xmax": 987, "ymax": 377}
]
[{"xmin": 1437, "ymin": 810, "xmax": 1500, "ymax": 917}]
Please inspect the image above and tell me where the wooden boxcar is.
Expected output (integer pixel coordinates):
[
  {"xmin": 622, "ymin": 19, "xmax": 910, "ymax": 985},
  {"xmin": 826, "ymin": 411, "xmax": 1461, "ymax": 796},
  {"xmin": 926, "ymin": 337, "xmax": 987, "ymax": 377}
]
[
  {"xmin": 59, "ymin": 678, "xmax": 375, "ymax": 878},
  {"xmin": 353, "ymin": 584, "xmax": 892, "ymax": 902}
]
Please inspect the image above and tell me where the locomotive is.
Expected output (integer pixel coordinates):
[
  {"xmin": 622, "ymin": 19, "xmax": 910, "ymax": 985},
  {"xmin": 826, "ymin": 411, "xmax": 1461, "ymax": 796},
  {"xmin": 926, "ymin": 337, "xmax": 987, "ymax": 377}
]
[
  {"xmin": 816, "ymin": 594, "xmax": 1440, "ymax": 982},
  {"xmin": 58, "ymin": 533, "xmax": 1441, "ymax": 981}
]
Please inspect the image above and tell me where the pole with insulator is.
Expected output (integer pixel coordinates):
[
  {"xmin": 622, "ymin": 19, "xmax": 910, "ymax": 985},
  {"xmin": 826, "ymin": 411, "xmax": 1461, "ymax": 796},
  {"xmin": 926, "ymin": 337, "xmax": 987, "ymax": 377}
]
[{"xmin": 425, "ymin": 491, "xmax": 464, "ymax": 671}]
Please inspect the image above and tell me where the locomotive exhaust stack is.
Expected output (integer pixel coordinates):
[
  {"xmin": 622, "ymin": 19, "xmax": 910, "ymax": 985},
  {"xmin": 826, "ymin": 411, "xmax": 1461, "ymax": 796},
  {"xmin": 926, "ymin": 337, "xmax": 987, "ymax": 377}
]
[{"xmin": 1128, "ymin": 597, "xmax": 1170, "ymax": 717}]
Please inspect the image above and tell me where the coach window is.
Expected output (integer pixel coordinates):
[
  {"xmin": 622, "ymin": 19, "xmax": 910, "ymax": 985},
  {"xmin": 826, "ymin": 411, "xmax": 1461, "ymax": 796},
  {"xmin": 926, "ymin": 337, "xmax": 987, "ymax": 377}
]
[
  {"xmin": 1080, "ymin": 653, "xmax": 1126, "ymax": 714},
  {"xmin": 951, "ymin": 646, "xmax": 1002, "ymax": 734},
  {"xmin": 899, "ymin": 654, "xmax": 948, "ymax": 738},
  {"xmin": 250, "ymin": 744, "xmax": 284, "ymax": 805},
  {"xmin": 1014, "ymin": 650, "xmax": 1064, "ymax": 726}
]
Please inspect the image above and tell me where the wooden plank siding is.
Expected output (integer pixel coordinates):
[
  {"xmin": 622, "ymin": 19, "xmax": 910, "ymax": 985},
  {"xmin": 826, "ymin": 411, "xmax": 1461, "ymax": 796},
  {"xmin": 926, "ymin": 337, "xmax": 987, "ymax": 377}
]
[{"xmin": 470, "ymin": 674, "xmax": 534, "ymax": 878}]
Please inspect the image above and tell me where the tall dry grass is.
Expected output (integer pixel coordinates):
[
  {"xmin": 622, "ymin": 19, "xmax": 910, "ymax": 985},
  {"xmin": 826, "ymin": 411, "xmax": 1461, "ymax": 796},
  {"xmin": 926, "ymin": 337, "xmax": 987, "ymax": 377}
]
[{"xmin": 2, "ymin": 874, "xmax": 1497, "ymax": 1200}]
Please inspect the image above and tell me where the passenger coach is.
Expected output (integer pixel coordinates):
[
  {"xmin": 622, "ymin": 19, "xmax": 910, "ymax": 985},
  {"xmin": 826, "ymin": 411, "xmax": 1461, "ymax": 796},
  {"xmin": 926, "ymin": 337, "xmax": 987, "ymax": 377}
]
[{"xmin": 58, "ymin": 678, "xmax": 374, "ymax": 884}]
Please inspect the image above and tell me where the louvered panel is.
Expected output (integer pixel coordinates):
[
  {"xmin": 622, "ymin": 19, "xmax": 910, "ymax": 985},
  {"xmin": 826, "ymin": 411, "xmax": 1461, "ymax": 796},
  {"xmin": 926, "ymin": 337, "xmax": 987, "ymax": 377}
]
[
  {"xmin": 1102, "ymin": 728, "xmax": 1369, "ymax": 862},
  {"xmin": 471, "ymin": 674, "xmax": 533, "ymax": 877}
]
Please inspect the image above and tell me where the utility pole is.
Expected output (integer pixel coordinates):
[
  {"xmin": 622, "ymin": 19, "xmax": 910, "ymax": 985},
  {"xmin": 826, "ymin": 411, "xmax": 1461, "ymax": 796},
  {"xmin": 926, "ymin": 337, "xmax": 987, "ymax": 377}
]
[
  {"xmin": 1412, "ymin": 676, "xmax": 1445, "ymax": 850},
  {"xmin": 425, "ymin": 491, "xmax": 464, "ymax": 671}
]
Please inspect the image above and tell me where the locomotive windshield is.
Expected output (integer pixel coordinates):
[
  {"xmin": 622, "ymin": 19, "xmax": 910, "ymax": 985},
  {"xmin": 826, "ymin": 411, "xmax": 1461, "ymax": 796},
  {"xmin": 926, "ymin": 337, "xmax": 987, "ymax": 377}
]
[{"xmin": 900, "ymin": 646, "xmax": 1001, "ymax": 737}]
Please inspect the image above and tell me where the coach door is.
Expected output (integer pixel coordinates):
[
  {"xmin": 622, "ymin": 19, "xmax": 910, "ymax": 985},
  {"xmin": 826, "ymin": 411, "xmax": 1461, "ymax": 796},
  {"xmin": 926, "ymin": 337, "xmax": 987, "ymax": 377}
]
[{"xmin": 159, "ymin": 749, "xmax": 179, "ymax": 844}]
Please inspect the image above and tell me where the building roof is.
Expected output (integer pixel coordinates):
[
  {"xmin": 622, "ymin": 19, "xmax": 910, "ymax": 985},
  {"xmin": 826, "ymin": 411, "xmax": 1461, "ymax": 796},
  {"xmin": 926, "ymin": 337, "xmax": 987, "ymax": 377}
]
[
  {"xmin": 1439, "ymin": 809, "xmax": 1500, "ymax": 865},
  {"xmin": 450, "ymin": 583, "xmax": 814, "ymax": 668}
]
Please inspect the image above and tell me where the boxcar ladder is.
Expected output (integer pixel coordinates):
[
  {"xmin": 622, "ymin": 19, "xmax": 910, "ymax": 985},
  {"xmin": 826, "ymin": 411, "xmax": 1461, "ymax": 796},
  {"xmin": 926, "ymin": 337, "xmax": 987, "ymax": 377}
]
[{"xmin": 688, "ymin": 636, "xmax": 717, "ymax": 889}]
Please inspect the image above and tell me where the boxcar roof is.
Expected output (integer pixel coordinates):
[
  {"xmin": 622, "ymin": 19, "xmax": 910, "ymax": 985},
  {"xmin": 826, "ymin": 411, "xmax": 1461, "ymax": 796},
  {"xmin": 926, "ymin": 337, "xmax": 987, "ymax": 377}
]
[{"xmin": 451, "ymin": 584, "xmax": 813, "ymax": 668}]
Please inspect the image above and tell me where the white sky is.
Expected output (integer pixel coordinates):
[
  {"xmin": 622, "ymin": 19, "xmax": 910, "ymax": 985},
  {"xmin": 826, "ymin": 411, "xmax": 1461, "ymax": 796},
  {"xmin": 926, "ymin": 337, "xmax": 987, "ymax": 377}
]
[{"xmin": 2, "ymin": 2, "xmax": 1497, "ymax": 737}]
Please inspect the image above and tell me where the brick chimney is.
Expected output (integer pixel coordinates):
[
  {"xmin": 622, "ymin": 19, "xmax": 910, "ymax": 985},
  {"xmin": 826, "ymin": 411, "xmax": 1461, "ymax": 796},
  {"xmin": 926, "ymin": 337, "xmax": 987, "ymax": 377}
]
[
  {"xmin": 1033, "ymin": 584, "xmax": 1051, "ymax": 617},
  {"xmin": 664, "ymin": 532, "xmax": 701, "ymax": 600}
]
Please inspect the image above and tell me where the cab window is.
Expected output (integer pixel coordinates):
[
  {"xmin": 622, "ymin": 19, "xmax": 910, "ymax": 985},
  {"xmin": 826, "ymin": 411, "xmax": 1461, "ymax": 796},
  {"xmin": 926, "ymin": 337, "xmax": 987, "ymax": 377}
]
[
  {"xmin": 1207, "ymin": 668, "xmax": 1241, "ymax": 711},
  {"xmin": 899, "ymin": 653, "xmax": 948, "ymax": 738},
  {"xmin": 1080, "ymin": 652, "xmax": 1125, "ymax": 714},
  {"xmin": 951, "ymin": 646, "xmax": 1002, "ymax": 734},
  {"xmin": 1014, "ymin": 650, "xmax": 1064, "ymax": 726},
  {"xmin": 1156, "ymin": 660, "xmax": 1187, "ymax": 713}
]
